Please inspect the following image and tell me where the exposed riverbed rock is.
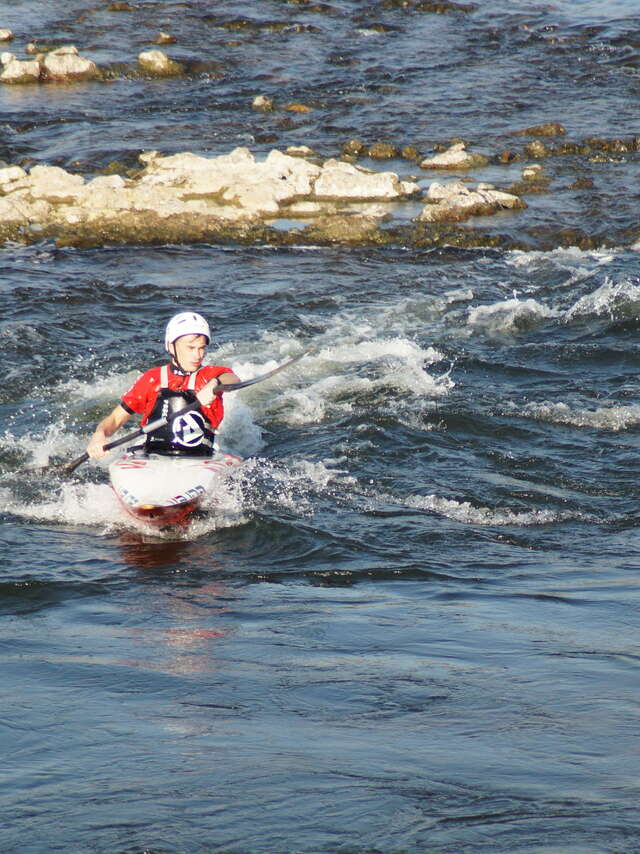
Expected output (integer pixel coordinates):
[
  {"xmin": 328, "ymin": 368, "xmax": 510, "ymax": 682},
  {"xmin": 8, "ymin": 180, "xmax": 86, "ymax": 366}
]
[
  {"xmin": 0, "ymin": 55, "xmax": 41, "ymax": 84},
  {"xmin": 314, "ymin": 158, "xmax": 419, "ymax": 200},
  {"xmin": 420, "ymin": 141, "xmax": 489, "ymax": 170},
  {"xmin": 416, "ymin": 179, "xmax": 525, "ymax": 222},
  {"xmin": 42, "ymin": 46, "xmax": 100, "ymax": 81},
  {"xmin": 0, "ymin": 45, "xmax": 100, "ymax": 83},
  {"xmin": 252, "ymin": 94, "xmax": 274, "ymax": 111},
  {"xmin": 138, "ymin": 49, "xmax": 184, "ymax": 76},
  {"xmin": 0, "ymin": 147, "xmax": 420, "ymax": 246}
]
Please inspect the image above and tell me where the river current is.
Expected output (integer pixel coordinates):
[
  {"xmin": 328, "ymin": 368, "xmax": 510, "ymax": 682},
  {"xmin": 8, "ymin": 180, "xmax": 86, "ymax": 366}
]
[{"xmin": 2, "ymin": 2, "xmax": 640, "ymax": 853}]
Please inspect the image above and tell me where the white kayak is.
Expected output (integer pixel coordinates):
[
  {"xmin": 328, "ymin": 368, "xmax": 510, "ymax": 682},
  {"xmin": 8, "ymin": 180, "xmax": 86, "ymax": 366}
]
[{"xmin": 109, "ymin": 450, "xmax": 243, "ymax": 528}]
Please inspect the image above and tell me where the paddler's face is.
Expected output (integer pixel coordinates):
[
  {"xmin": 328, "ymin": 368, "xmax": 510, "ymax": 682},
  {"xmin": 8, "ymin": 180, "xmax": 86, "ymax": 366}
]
[{"xmin": 171, "ymin": 333, "xmax": 208, "ymax": 372}]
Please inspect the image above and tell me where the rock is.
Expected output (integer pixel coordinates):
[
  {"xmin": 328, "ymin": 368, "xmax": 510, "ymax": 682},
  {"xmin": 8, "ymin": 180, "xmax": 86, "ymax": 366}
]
[
  {"xmin": 569, "ymin": 176, "xmax": 594, "ymax": 190},
  {"xmin": 414, "ymin": 1, "xmax": 475, "ymax": 11},
  {"xmin": 0, "ymin": 29, "xmax": 13, "ymax": 42},
  {"xmin": 25, "ymin": 165, "xmax": 86, "ymax": 201},
  {"xmin": 401, "ymin": 145, "xmax": 421, "ymax": 161},
  {"xmin": 0, "ymin": 57, "xmax": 41, "ymax": 84},
  {"xmin": 342, "ymin": 139, "xmax": 365, "ymax": 157},
  {"xmin": 138, "ymin": 50, "xmax": 184, "ymax": 76},
  {"xmin": 0, "ymin": 147, "xmax": 427, "ymax": 246},
  {"xmin": 0, "ymin": 165, "xmax": 27, "ymax": 188},
  {"xmin": 137, "ymin": 147, "xmax": 320, "ymax": 216},
  {"xmin": 525, "ymin": 140, "xmax": 549, "ymax": 158},
  {"xmin": 416, "ymin": 178, "xmax": 525, "ymax": 222},
  {"xmin": 42, "ymin": 47, "xmax": 100, "ymax": 81},
  {"xmin": 0, "ymin": 45, "xmax": 100, "ymax": 84},
  {"xmin": 252, "ymin": 94, "xmax": 274, "ymax": 111},
  {"xmin": 497, "ymin": 150, "xmax": 518, "ymax": 163},
  {"xmin": 420, "ymin": 141, "xmax": 489, "ymax": 170},
  {"xmin": 0, "ymin": 193, "xmax": 52, "ymax": 229},
  {"xmin": 284, "ymin": 102, "xmax": 313, "ymax": 112},
  {"xmin": 521, "ymin": 163, "xmax": 544, "ymax": 180},
  {"xmin": 368, "ymin": 142, "xmax": 397, "ymax": 160},
  {"xmin": 285, "ymin": 145, "xmax": 316, "ymax": 158},
  {"xmin": 516, "ymin": 122, "xmax": 566, "ymax": 137},
  {"xmin": 302, "ymin": 214, "xmax": 385, "ymax": 245},
  {"xmin": 314, "ymin": 159, "xmax": 419, "ymax": 200},
  {"xmin": 286, "ymin": 201, "xmax": 337, "ymax": 217},
  {"xmin": 155, "ymin": 32, "xmax": 176, "ymax": 45},
  {"xmin": 49, "ymin": 45, "xmax": 78, "ymax": 56}
]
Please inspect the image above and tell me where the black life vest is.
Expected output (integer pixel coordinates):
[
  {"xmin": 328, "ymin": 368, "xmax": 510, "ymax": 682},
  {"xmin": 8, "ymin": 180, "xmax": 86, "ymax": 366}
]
[{"xmin": 144, "ymin": 365, "xmax": 215, "ymax": 457}]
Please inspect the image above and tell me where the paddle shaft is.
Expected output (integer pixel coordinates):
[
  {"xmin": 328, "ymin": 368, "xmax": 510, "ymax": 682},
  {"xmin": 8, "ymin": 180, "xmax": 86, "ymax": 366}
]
[{"xmin": 61, "ymin": 402, "xmax": 202, "ymax": 475}]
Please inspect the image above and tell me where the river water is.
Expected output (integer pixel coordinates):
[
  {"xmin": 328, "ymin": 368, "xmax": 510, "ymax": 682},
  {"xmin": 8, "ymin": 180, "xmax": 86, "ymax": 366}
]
[{"xmin": 2, "ymin": 2, "xmax": 640, "ymax": 853}]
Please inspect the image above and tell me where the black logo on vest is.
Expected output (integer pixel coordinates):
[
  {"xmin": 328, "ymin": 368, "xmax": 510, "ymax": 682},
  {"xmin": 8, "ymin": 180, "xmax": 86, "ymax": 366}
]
[
  {"xmin": 172, "ymin": 410, "xmax": 207, "ymax": 447},
  {"xmin": 145, "ymin": 388, "xmax": 214, "ymax": 456}
]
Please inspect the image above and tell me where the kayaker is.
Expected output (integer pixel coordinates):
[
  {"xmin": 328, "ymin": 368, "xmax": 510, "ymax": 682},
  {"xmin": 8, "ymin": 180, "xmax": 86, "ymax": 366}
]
[{"xmin": 86, "ymin": 311, "xmax": 240, "ymax": 459}]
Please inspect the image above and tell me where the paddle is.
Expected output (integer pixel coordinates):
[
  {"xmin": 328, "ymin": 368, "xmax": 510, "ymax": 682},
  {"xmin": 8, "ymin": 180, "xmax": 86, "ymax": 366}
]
[{"xmin": 46, "ymin": 348, "xmax": 312, "ymax": 476}]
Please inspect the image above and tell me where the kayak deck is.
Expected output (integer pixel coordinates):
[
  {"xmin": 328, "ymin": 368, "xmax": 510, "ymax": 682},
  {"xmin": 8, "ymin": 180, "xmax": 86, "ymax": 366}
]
[{"xmin": 109, "ymin": 450, "xmax": 243, "ymax": 527}]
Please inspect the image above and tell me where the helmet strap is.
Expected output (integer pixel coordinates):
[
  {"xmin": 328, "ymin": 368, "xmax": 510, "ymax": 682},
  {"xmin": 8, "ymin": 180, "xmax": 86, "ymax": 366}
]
[{"xmin": 168, "ymin": 342, "xmax": 192, "ymax": 375}]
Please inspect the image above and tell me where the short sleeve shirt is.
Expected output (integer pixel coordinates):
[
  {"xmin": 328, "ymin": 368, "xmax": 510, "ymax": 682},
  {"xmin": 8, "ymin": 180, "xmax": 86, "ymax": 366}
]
[{"xmin": 121, "ymin": 364, "xmax": 230, "ymax": 429}]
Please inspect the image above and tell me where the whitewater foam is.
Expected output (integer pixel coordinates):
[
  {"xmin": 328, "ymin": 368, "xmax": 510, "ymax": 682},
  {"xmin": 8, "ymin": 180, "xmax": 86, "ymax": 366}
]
[
  {"xmin": 517, "ymin": 401, "xmax": 640, "ymax": 432},
  {"xmin": 404, "ymin": 493, "xmax": 576, "ymax": 527},
  {"xmin": 565, "ymin": 277, "xmax": 640, "ymax": 322},
  {"xmin": 468, "ymin": 297, "xmax": 560, "ymax": 336}
]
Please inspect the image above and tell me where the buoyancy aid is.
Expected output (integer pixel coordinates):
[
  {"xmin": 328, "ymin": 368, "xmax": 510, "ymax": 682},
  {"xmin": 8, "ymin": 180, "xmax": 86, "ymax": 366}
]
[{"xmin": 144, "ymin": 366, "xmax": 215, "ymax": 457}]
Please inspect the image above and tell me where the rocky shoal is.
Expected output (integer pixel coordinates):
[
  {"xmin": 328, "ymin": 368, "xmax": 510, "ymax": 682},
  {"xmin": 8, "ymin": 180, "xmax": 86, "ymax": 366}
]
[{"xmin": 0, "ymin": 144, "xmax": 534, "ymax": 249}]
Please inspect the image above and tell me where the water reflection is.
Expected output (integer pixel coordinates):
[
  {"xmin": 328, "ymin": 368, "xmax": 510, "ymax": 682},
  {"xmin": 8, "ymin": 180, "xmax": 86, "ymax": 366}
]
[
  {"xmin": 116, "ymin": 532, "xmax": 236, "ymax": 679},
  {"xmin": 118, "ymin": 531, "xmax": 198, "ymax": 570}
]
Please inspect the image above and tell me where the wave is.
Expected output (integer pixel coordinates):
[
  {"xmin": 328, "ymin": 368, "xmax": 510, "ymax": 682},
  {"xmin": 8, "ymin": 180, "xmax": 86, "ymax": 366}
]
[
  {"xmin": 468, "ymin": 297, "xmax": 560, "ymax": 335},
  {"xmin": 516, "ymin": 401, "xmax": 640, "ymax": 432},
  {"xmin": 507, "ymin": 246, "xmax": 617, "ymax": 275},
  {"xmin": 464, "ymin": 275, "xmax": 640, "ymax": 338},
  {"xmin": 565, "ymin": 278, "xmax": 640, "ymax": 322},
  {"xmin": 403, "ymin": 492, "xmax": 578, "ymax": 527}
]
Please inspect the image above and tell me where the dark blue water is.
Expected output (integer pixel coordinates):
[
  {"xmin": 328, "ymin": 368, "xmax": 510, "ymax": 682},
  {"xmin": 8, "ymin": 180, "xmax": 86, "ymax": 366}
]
[{"xmin": 2, "ymin": 3, "xmax": 640, "ymax": 853}]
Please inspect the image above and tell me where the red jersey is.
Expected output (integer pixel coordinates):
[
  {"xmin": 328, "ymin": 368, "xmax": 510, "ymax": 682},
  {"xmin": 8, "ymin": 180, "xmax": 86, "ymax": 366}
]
[{"xmin": 121, "ymin": 363, "xmax": 230, "ymax": 429}]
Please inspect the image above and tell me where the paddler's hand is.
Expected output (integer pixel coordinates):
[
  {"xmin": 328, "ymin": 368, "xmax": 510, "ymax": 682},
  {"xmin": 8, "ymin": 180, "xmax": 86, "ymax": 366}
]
[
  {"xmin": 196, "ymin": 377, "xmax": 221, "ymax": 407},
  {"xmin": 86, "ymin": 430, "xmax": 109, "ymax": 459}
]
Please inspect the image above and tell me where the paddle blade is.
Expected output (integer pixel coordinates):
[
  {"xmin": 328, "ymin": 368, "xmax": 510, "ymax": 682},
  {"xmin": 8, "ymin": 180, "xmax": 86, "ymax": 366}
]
[{"xmin": 60, "ymin": 452, "xmax": 90, "ymax": 475}]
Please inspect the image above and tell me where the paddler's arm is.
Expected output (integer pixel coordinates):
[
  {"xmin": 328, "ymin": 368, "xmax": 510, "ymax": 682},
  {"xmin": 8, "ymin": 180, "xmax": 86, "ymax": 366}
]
[
  {"xmin": 196, "ymin": 371, "xmax": 240, "ymax": 406},
  {"xmin": 86, "ymin": 403, "xmax": 132, "ymax": 459}
]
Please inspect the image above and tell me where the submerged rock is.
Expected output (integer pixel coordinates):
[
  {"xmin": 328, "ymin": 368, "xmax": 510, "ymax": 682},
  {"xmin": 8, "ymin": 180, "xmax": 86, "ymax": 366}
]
[
  {"xmin": 283, "ymin": 102, "xmax": 313, "ymax": 112},
  {"xmin": 368, "ymin": 142, "xmax": 397, "ymax": 160},
  {"xmin": 516, "ymin": 122, "xmax": 566, "ymax": 137},
  {"xmin": 342, "ymin": 139, "xmax": 366, "ymax": 158},
  {"xmin": 301, "ymin": 214, "xmax": 387, "ymax": 245},
  {"xmin": 155, "ymin": 32, "xmax": 177, "ymax": 45},
  {"xmin": 525, "ymin": 140, "xmax": 550, "ymax": 158}
]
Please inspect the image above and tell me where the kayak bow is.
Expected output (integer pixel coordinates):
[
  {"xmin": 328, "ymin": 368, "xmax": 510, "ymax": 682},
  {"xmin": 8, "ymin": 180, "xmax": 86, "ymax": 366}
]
[{"xmin": 109, "ymin": 450, "xmax": 243, "ymax": 528}]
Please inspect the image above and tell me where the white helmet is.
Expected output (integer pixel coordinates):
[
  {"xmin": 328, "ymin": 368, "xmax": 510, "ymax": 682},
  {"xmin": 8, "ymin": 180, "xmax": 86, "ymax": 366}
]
[{"xmin": 164, "ymin": 311, "xmax": 211, "ymax": 352}]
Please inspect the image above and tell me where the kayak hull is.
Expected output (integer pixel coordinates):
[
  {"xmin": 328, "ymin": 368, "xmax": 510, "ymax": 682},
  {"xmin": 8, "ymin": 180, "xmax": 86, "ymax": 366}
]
[{"xmin": 109, "ymin": 450, "xmax": 243, "ymax": 528}]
